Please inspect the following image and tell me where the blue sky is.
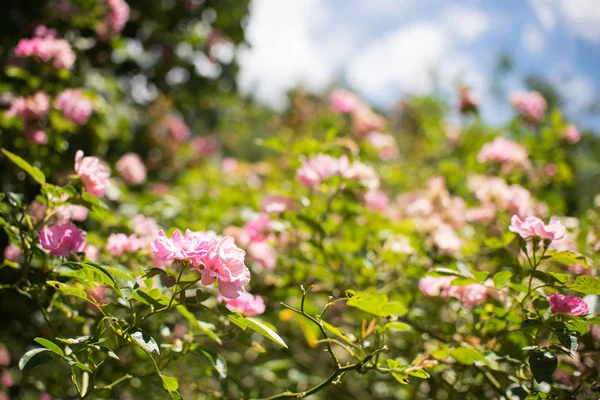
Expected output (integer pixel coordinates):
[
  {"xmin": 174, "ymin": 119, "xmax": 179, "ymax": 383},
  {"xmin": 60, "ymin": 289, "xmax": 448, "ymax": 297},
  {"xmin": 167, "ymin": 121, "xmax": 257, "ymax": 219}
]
[{"xmin": 237, "ymin": 0, "xmax": 600, "ymax": 128}]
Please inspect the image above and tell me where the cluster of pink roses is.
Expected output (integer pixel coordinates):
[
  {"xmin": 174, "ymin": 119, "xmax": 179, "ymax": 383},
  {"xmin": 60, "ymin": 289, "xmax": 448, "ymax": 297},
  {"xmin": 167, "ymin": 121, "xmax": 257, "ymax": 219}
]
[
  {"xmin": 97, "ymin": 0, "xmax": 130, "ymax": 39},
  {"xmin": 5, "ymin": 91, "xmax": 50, "ymax": 122},
  {"xmin": 509, "ymin": 215, "xmax": 566, "ymax": 241},
  {"xmin": 151, "ymin": 230, "xmax": 250, "ymax": 298},
  {"xmin": 419, "ymin": 276, "xmax": 487, "ymax": 307},
  {"xmin": 54, "ymin": 89, "xmax": 94, "ymax": 125},
  {"xmin": 510, "ymin": 90, "xmax": 547, "ymax": 124},
  {"xmin": 477, "ymin": 137, "xmax": 531, "ymax": 173},
  {"xmin": 39, "ymin": 222, "xmax": 86, "ymax": 256},
  {"xmin": 14, "ymin": 29, "xmax": 76, "ymax": 70},
  {"xmin": 74, "ymin": 151, "xmax": 111, "ymax": 197},
  {"xmin": 296, "ymin": 154, "xmax": 379, "ymax": 190}
]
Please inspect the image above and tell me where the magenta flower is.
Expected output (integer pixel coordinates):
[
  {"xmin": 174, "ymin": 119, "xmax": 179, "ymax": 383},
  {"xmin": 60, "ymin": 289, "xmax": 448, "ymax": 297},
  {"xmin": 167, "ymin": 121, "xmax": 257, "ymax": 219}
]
[
  {"xmin": 55, "ymin": 89, "xmax": 94, "ymax": 125},
  {"xmin": 548, "ymin": 294, "xmax": 588, "ymax": 316},
  {"xmin": 39, "ymin": 222, "xmax": 86, "ymax": 256},
  {"xmin": 116, "ymin": 153, "xmax": 147, "ymax": 185},
  {"xmin": 329, "ymin": 88, "xmax": 361, "ymax": 114},
  {"xmin": 221, "ymin": 292, "xmax": 265, "ymax": 317},
  {"xmin": 510, "ymin": 90, "xmax": 547, "ymax": 124},
  {"xmin": 509, "ymin": 215, "xmax": 566, "ymax": 241},
  {"xmin": 74, "ymin": 151, "xmax": 111, "ymax": 197}
]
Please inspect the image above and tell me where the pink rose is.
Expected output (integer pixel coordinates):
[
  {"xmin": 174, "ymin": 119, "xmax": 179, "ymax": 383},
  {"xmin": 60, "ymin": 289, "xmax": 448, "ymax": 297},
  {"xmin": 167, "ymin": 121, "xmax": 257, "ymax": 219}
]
[
  {"xmin": 84, "ymin": 245, "xmax": 99, "ymax": 262},
  {"xmin": 202, "ymin": 236, "xmax": 250, "ymax": 299},
  {"xmin": 15, "ymin": 35, "xmax": 75, "ymax": 69},
  {"xmin": 5, "ymin": 91, "xmax": 50, "ymax": 121},
  {"xmin": 151, "ymin": 229, "xmax": 216, "ymax": 264},
  {"xmin": 477, "ymin": 137, "xmax": 530, "ymax": 172},
  {"xmin": 244, "ymin": 213, "xmax": 272, "ymax": 243},
  {"xmin": 220, "ymin": 292, "xmax": 265, "ymax": 317},
  {"xmin": 343, "ymin": 160, "xmax": 379, "ymax": 190},
  {"xmin": 509, "ymin": 215, "xmax": 566, "ymax": 241},
  {"xmin": 329, "ymin": 88, "xmax": 361, "ymax": 114},
  {"xmin": 27, "ymin": 130, "xmax": 48, "ymax": 145},
  {"xmin": 54, "ymin": 89, "xmax": 94, "ymax": 125},
  {"xmin": 0, "ymin": 343, "xmax": 10, "ymax": 366},
  {"xmin": 39, "ymin": 222, "xmax": 86, "ymax": 256},
  {"xmin": 365, "ymin": 131, "xmax": 398, "ymax": 161},
  {"xmin": 116, "ymin": 153, "xmax": 147, "ymax": 185},
  {"xmin": 296, "ymin": 154, "xmax": 347, "ymax": 188},
  {"xmin": 3, "ymin": 242, "xmax": 21, "ymax": 262},
  {"xmin": 564, "ymin": 124, "xmax": 581, "ymax": 144},
  {"xmin": 164, "ymin": 116, "xmax": 190, "ymax": 141},
  {"xmin": 352, "ymin": 104, "xmax": 386, "ymax": 137},
  {"xmin": 548, "ymin": 294, "xmax": 588, "ymax": 316},
  {"xmin": 106, "ymin": 233, "xmax": 141, "ymax": 256},
  {"xmin": 74, "ymin": 150, "xmax": 111, "ymax": 197},
  {"xmin": 364, "ymin": 190, "xmax": 389, "ymax": 212},
  {"xmin": 248, "ymin": 241, "xmax": 277, "ymax": 270},
  {"xmin": 510, "ymin": 90, "xmax": 546, "ymax": 124},
  {"xmin": 431, "ymin": 225, "xmax": 462, "ymax": 255},
  {"xmin": 419, "ymin": 276, "xmax": 455, "ymax": 297},
  {"xmin": 261, "ymin": 195, "xmax": 294, "ymax": 214}
]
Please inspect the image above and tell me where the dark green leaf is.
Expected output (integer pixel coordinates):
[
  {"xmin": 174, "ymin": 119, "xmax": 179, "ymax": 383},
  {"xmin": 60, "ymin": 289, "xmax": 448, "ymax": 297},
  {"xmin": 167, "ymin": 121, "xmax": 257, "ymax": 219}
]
[
  {"xmin": 2, "ymin": 149, "xmax": 45, "ymax": 185},
  {"xmin": 19, "ymin": 348, "xmax": 55, "ymax": 370},
  {"xmin": 529, "ymin": 351, "xmax": 557, "ymax": 383},
  {"xmin": 227, "ymin": 314, "xmax": 287, "ymax": 348}
]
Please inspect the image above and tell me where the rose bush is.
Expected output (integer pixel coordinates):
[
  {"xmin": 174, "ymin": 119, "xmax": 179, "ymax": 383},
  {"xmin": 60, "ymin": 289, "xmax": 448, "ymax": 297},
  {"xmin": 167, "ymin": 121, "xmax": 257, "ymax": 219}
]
[{"xmin": 1, "ymin": 2, "xmax": 600, "ymax": 400}]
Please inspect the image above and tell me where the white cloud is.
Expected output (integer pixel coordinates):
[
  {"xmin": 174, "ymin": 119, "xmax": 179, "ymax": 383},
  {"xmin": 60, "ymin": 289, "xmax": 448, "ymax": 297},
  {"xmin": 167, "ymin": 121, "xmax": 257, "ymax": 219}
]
[
  {"xmin": 237, "ymin": 0, "xmax": 355, "ymax": 109},
  {"xmin": 443, "ymin": 6, "xmax": 491, "ymax": 41},
  {"xmin": 522, "ymin": 26, "xmax": 546, "ymax": 53},
  {"xmin": 558, "ymin": 0, "xmax": 600, "ymax": 43},
  {"xmin": 529, "ymin": 0, "xmax": 556, "ymax": 30}
]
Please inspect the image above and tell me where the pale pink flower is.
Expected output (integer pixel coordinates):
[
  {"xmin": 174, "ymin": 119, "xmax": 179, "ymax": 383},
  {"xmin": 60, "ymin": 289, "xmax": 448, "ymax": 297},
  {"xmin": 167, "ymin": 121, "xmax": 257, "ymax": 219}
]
[
  {"xmin": 445, "ymin": 124, "xmax": 461, "ymax": 143},
  {"xmin": 329, "ymin": 88, "xmax": 361, "ymax": 114},
  {"xmin": 465, "ymin": 206, "xmax": 496, "ymax": 223},
  {"xmin": 106, "ymin": 0, "xmax": 130, "ymax": 33},
  {"xmin": 131, "ymin": 215, "xmax": 160, "ymax": 239},
  {"xmin": 509, "ymin": 215, "xmax": 565, "ymax": 241},
  {"xmin": 5, "ymin": 91, "xmax": 50, "ymax": 121},
  {"xmin": 1, "ymin": 370, "xmax": 13, "ymax": 388},
  {"xmin": 106, "ymin": 233, "xmax": 141, "ymax": 256},
  {"xmin": 352, "ymin": 105, "xmax": 386, "ymax": 137},
  {"xmin": 510, "ymin": 90, "xmax": 547, "ymax": 124},
  {"xmin": 27, "ymin": 130, "xmax": 48, "ymax": 145},
  {"xmin": 564, "ymin": 124, "xmax": 581, "ymax": 144},
  {"xmin": 364, "ymin": 190, "xmax": 389, "ymax": 212},
  {"xmin": 15, "ymin": 35, "xmax": 76, "ymax": 69},
  {"xmin": 3, "ymin": 243, "xmax": 21, "ymax": 262},
  {"xmin": 201, "ymin": 236, "xmax": 250, "ymax": 299},
  {"xmin": 192, "ymin": 136, "xmax": 221, "ymax": 158},
  {"xmin": 548, "ymin": 294, "xmax": 588, "ymax": 316},
  {"xmin": 450, "ymin": 284, "xmax": 487, "ymax": 307},
  {"xmin": 164, "ymin": 116, "xmax": 190, "ymax": 141},
  {"xmin": 116, "ymin": 153, "xmax": 147, "ymax": 185},
  {"xmin": 87, "ymin": 285, "xmax": 107, "ymax": 305},
  {"xmin": 343, "ymin": 161, "xmax": 380, "ymax": 190},
  {"xmin": 220, "ymin": 292, "xmax": 265, "ymax": 316},
  {"xmin": 248, "ymin": 241, "xmax": 277, "ymax": 270},
  {"xmin": 261, "ymin": 195, "xmax": 294, "ymax": 214},
  {"xmin": 56, "ymin": 204, "xmax": 88, "ymax": 222},
  {"xmin": 0, "ymin": 343, "xmax": 10, "ymax": 366},
  {"xmin": 39, "ymin": 222, "xmax": 86, "ymax": 256},
  {"xmin": 172, "ymin": 323, "xmax": 188, "ymax": 339},
  {"xmin": 432, "ymin": 225, "xmax": 462, "ymax": 255},
  {"xmin": 384, "ymin": 235, "xmax": 414, "ymax": 255},
  {"xmin": 84, "ymin": 245, "xmax": 99, "ymax": 262},
  {"xmin": 296, "ymin": 154, "xmax": 347, "ymax": 188},
  {"xmin": 74, "ymin": 150, "xmax": 111, "ymax": 197},
  {"xmin": 244, "ymin": 213, "xmax": 272, "ymax": 243},
  {"xmin": 543, "ymin": 163, "xmax": 557, "ymax": 177},
  {"xmin": 151, "ymin": 229, "xmax": 216, "ymax": 265},
  {"xmin": 54, "ymin": 89, "xmax": 94, "ymax": 125},
  {"xmin": 419, "ymin": 276, "xmax": 455, "ymax": 297},
  {"xmin": 477, "ymin": 137, "xmax": 530, "ymax": 172},
  {"xmin": 221, "ymin": 157, "xmax": 239, "ymax": 174},
  {"xmin": 365, "ymin": 131, "xmax": 398, "ymax": 161}
]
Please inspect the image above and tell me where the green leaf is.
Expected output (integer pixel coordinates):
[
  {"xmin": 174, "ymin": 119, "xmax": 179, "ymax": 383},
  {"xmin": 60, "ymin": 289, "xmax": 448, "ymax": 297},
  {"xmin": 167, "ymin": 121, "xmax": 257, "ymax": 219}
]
[
  {"xmin": 198, "ymin": 349, "xmax": 228, "ymax": 379},
  {"xmin": 484, "ymin": 232, "xmax": 516, "ymax": 249},
  {"xmin": 529, "ymin": 351, "xmax": 557, "ymax": 383},
  {"xmin": 175, "ymin": 305, "xmax": 222, "ymax": 345},
  {"xmin": 587, "ymin": 317, "xmax": 600, "ymax": 325},
  {"xmin": 380, "ymin": 302, "xmax": 408, "ymax": 317},
  {"xmin": 161, "ymin": 375, "xmax": 179, "ymax": 392},
  {"xmin": 547, "ymin": 272, "xmax": 570, "ymax": 284},
  {"xmin": 555, "ymin": 329, "xmax": 578, "ymax": 354},
  {"xmin": 384, "ymin": 322, "xmax": 412, "ymax": 332},
  {"xmin": 567, "ymin": 276, "xmax": 600, "ymax": 295},
  {"xmin": 450, "ymin": 347, "xmax": 485, "ymax": 365},
  {"xmin": 129, "ymin": 329, "xmax": 160, "ymax": 354},
  {"xmin": 18, "ymin": 348, "xmax": 55, "ymax": 371},
  {"xmin": 493, "ymin": 271, "xmax": 513, "ymax": 287},
  {"xmin": 406, "ymin": 368, "xmax": 430, "ymax": 379},
  {"xmin": 386, "ymin": 359, "xmax": 409, "ymax": 384},
  {"xmin": 47, "ymin": 281, "xmax": 89, "ymax": 301},
  {"xmin": 346, "ymin": 292, "xmax": 387, "ymax": 315},
  {"xmin": 57, "ymin": 262, "xmax": 121, "ymax": 296},
  {"xmin": 34, "ymin": 338, "xmax": 64, "ymax": 356},
  {"xmin": 227, "ymin": 314, "xmax": 288, "ymax": 348},
  {"xmin": 73, "ymin": 361, "xmax": 93, "ymax": 373},
  {"xmin": 545, "ymin": 251, "xmax": 587, "ymax": 268},
  {"xmin": 2, "ymin": 149, "xmax": 45, "ymax": 185}
]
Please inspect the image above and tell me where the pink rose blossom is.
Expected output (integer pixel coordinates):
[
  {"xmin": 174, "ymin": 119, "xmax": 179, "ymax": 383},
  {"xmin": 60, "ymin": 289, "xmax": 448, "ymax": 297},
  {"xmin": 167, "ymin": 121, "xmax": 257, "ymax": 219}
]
[
  {"xmin": 384, "ymin": 235, "xmax": 414, "ymax": 255},
  {"xmin": 15, "ymin": 35, "xmax": 76, "ymax": 69},
  {"xmin": 27, "ymin": 130, "xmax": 48, "ymax": 145},
  {"xmin": 220, "ymin": 292, "xmax": 265, "ymax": 316},
  {"xmin": 510, "ymin": 90, "xmax": 547, "ymax": 124},
  {"xmin": 465, "ymin": 207, "xmax": 496, "ymax": 223},
  {"xmin": 1, "ymin": 370, "xmax": 13, "ymax": 388},
  {"xmin": 431, "ymin": 225, "xmax": 462, "ymax": 255},
  {"xmin": 564, "ymin": 124, "xmax": 581, "ymax": 144},
  {"xmin": 343, "ymin": 161, "xmax": 380, "ymax": 190},
  {"xmin": 420, "ymin": 276, "xmax": 487, "ymax": 307},
  {"xmin": 74, "ymin": 150, "xmax": 111, "ymax": 197},
  {"xmin": 509, "ymin": 215, "xmax": 566, "ymax": 241},
  {"xmin": 261, "ymin": 195, "xmax": 294, "ymax": 214},
  {"xmin": 543, "ymin": 163, "xmax": 557, "ymax": 177},
  {"xmin": 244, "ymin": 213, "xmax": 272, "ymax": 243},
  {"xmin": 39, "ymin": 222, "xmax": 86, "ymax": 256},
  {"xmin": 87, "ymin": 285, "xmax": 108, "ymax": 305},
  {"xmin": 151, "ymin": 229, "xmax": 216, "ymax": 264},
  {"xmin": 106, "ymin": 233, "xmax": 141, "ymax": 256},
  {"xmin": 106, "ymin": 0, "xmax": 130, "ymax": 33},
  {"xmin": 477, "ymin": 137, "xmax": 530, "ymax": 172},
  {"xmin": 131, "ymin": 214, "xmax": 160, "ymax": 241},
  {"xmin": 296, "ymin": 154, "xmax": 347, "ymax": 188},
  {"xmin": 5, "ymin": 91, "xmax": 50, "ymax": 121},
  {"xmin": 365, "ymin": 131, "xmax": 398, "ymax": 161},
  {"xmin": 84, "ymin": 245, "xmax": 99, "ymax": 262},
  {"xmin": 164, "ymin": 116, "xmax": 190, "ymax": 141},
  {"xmin": 248, "ymin": 241, "xmax": 277, "ymax": 270},
  {"xmin": 364, "ymin": 190, "xmax": 389, "ymax": 212},
  {"xmin": 329, "ymin": 88, "xmax": 361, "ymax": 114},
  {"xmin": 3, "ymin": 243, "xmax": 21, "ymax": 262},
  {"xmin": 0, "ymin": 343, "xmax": 10, "ymax": 366},
  {"xmin": 40, "ymin": 393, "xmax": 52, "ymax": 400},
  {"xmin": 116, "ymin": 153, "xmax": 147, "ymax": 185},
  {"xmin": 352, "ymin": 105, "xmax": 386, "ymax": 137},
  {"xmin": 54, "ymin": 89, "xmax": 94, "ymax": 125},
  {"xmin": 192, "ymin": 136, "xmax": 221, "ymax": 158},
  {"xmin": 548, "ymin": 294, "xmax": 588, "ymax": 316},
  {"xmin": 419, "ymin": 276, "xmax": 455, "ymax": 297},
  {"xmin": 221, "ymin": 157, "xmax": 239, "ymax": 174}
]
